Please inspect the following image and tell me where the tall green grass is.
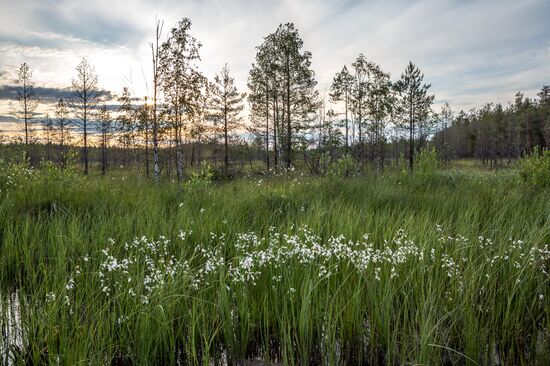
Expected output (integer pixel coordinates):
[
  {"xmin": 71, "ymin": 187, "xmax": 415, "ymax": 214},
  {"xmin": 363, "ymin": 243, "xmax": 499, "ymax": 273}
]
[{"xmin": 0, "ymin": 167, "xmax": 548, "ymax": 365}]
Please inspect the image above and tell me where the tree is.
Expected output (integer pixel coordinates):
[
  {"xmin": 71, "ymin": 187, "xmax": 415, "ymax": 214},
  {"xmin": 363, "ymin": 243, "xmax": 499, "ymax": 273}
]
[
  {"xmin": 71, "ymin": 58, "xmax": 100, "ymax": 175},
  {"xmin": 117, "ymin": 86, "xmax": 135, "ymax": 165},
  {"xmin": 41, "ymin": 113, "xmax": 54, "ymax": 160},
  {"xmin": 97, "ymin": 104, "xmax": 113, "ymax": 175},
  {"xmin": 349, "ymin": 54, "xmax": 370, "ymax": 166},
  {"xmin": 276, "ymin": 23, "xmax": 319, "ymax": 168},
  {"xmin": 394, "ymin": 61, "xmax": 434, "ymax": 172},
  {"xmin": 53, "ymin": 98, "xmax": 71, "ymax": 167},
  {"xmin": 53, "ymin": 98, "xmax": 72, "ymax": 167},
  {"xmin": 538, "ymin": 85, "xmax": 550, "ymax": 106},
  {"xmin": 12, "ymin": 62, "xmax": 39, "ymax": 161},
  {"xmin": 330, "ymin": 65, "xmax": 354, "ymax": 153},
  {"xmin": 439, "ymin": 102, "xmax": 453, "ymax": 162},
  {"xmin": 159, "ymin": 17, "xmax": 203, "ymax": 180},
  {"xmin": 137, "ymin": 97, "xmax": 151, "ymax": 176},
  {"xmin": 365, "ymin": 62, "xmax": 394, "ymax": 172},
  {"xmin": 248, "ymin": 23, "xmax": 318, "ymax": 169},
  {"xmin": 247, "ymin": 42, "xmax": 275, "ymax": 170},
  {"xmin": 209, "ymin": 64, "xmax": 246, "ymax": 171},
  {"xmin": 150, "ymin": 20, "xmax": 164, "ymax": 182}
]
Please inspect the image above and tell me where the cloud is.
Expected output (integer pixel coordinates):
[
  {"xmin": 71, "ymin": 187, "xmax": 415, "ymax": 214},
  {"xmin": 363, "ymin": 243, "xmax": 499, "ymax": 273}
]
[
  {"xmin": 0, "ymin": 0, "xmax": 548, "ymax": 118},
  {"xmin": 0, "ymin": 85, "xmax": 114, "ymax": 104},
  {"xmin": 0, "ymin": 85, "xmax": 72, "ymax": 102}
]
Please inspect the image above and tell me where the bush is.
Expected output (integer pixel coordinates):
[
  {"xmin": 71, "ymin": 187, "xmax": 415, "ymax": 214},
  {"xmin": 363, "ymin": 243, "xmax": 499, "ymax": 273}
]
[
  {"xmin": 185, "ymin": 163, "xmax": 214, "ymax": 188},
  {"xmin": 518, "ymin": 147, "xmax": 550, "ymax": 187},
  {"xmin": 414, "ymin": 147, "xmax": 441, "ymax": 176},
  {"xmin": 327, "ymin": 155, "xmax": 357, "ymax": 178}
]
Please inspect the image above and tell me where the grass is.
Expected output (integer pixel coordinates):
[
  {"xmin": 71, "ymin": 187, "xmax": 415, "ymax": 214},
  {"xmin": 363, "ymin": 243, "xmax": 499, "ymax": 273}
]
[{"xmin": 0, "ymin": 165, "xmax": 549, "ymax": 365}]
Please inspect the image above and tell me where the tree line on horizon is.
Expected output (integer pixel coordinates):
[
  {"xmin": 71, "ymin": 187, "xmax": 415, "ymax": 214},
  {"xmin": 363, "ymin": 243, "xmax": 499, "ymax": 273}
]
[{"xmin": 2, "ymin": 17, "xmax": 549, "ymax": 178}]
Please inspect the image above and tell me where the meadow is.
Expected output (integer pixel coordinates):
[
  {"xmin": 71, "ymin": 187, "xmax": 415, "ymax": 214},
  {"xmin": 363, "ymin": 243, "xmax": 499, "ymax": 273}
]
[{"xmin": 0, "ymin": 163, "xmax": 549, "ymax": 365}]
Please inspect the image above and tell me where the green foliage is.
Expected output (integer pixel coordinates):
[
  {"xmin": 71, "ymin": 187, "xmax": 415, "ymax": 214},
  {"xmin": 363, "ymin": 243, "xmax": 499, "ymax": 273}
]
[
  {"xmin": 518, "ymin": 146, "xmax": 550, "ymax": 187},
  {"xmin": 327, "ymin": 154, "xmax": 356, "ymax": 178},
  {"xmin": 185, "ymin": 163, "xmax": 214, "ymax": 188},
  {"xmin": 415, "ymin": 146, "xmax": 441, "ymax": 176}
]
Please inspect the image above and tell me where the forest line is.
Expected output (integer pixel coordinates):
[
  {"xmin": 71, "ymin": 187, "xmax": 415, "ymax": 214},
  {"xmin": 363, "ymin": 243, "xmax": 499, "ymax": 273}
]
[{"xmin": 3, "ymin": 18, "xmax": 550, "ymax": 177}]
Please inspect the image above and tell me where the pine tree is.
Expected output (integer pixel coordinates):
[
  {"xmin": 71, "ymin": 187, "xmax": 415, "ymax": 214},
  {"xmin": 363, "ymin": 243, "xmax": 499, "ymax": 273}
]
[
  {"xmin": 330, "ymin": 65, "xmax": 354, "ymax": 153},
  {"xmin": 209, "ymin": 64, "xmax": 246, "ymax": 171},
  {"xmin": 117, "ymin": 86, "xmax": 135, "ymax": 166},
  {"xmin": 41, "ymin": 114, "xmax": 54, "ymax": 160},
  {"xmin": 12, "ymin": 62, "xmax": 39, "ymax": 161},
  {"xmin": 538, "ymin": 85, "xmax": 550, "ymax": 106},
  {"xmin": 349, "ymin": 54, "xmax": 370, "ymax": 166},
  {"xmin": 53, "ymin": 98, "xmax": 71, "ymax": 167},
  {"xmin": 248, "ymin": 23, "xmax": 318, "ymax": 169},
  {"xmin": 97, "ymin": 104, "xmax": 113, "ymax": 175},
  {"xmin": 365, "ymin": 62, "xmax": 394, "ymax": 172},
  {"xmin": 247, "ymin": 45, "xmax": 275, "ymax": 169},
  {"xmin": 70, "ymin": 58, "xmax": 100, "ymax": 175},
  {"xmin": 137, "ymin": 97, "xmax": 151, "ymax": 176},
  {"xmin": 394, "ymin": 61, "xmax": 434, "ymax": 172}
]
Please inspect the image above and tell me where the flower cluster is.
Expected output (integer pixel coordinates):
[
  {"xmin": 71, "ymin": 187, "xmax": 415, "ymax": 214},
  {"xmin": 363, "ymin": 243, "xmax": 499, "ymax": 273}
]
[{"xmin": 95, "ymin": 235, "xmax": 187, "ymax": 304}]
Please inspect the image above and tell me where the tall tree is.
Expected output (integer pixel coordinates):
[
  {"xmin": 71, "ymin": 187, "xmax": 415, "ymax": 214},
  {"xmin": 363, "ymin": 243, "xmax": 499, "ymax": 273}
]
[
  {"xmin": 330, "ymin": 65, "xmax": 354, "ymax": 153},
  {"xmin": 150, "ymin": 20, "xmax": 164, "ymax": 182},
  {"xmin": 209, "ymin": 64, "xmax": 246, "ymax": 171},
  {"xmin": 349, "ymin": 54, "xmax": 370, "ymax": 166},
  {"xmin": 159, "ymin": 17, "xmax": 203, "ymax": 180},
  {"xmin": 538, "ymin": 85, "xmax": 550, "ymax": 106},
  {"xmin": 365, "ymin": 62, "xmax": 394, "ymax": 172},
  {"xmin": 439, "ymin": 102, "xmax": 453, "ymax": 162},
  {"xmin": 277, "ymin": 23, "xmax": 318, "ymax": 168},
  {"xmin": 13, "ymin": 62, "xmax": 39, "ymax": 161},
  {"xmin": 97, "ymin": 104, "xmax": 113, "ymax": 175},
  {"xmin": 117, "ymin": 86, "xmax": 135, "ymax": 166},
  {"xmin": 247, "ymin": 43, "xmax": 275, "ymax": 170},
  {"xmin": 53, "ymin": 98, "xmax": 71, "ymax": 167},
  {"xmin": 41, "ymin": 113, "xmax": 54, "ymax": 161},
  {"xmin": 137, "ymin": 97, "xmax": 151, "ymax": 176},
  {"xmin": 248, "ymin": 23, "xmax": 318, "ymax": 169},
  {"xmin": 71, "ymin": 58, "xmax": 100, "ymax": 175},
  {"xmin": 394, "ymin": 61, "xmax": 434, "ymax": 172}
]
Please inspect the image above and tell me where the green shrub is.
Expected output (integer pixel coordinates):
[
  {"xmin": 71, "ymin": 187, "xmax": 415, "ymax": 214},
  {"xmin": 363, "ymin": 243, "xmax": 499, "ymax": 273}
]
[
  {"xmin": 327, "ymin": 155, "xmax": 356, "ymax": 178},
  {"xmin": 518, "ymin": 147, "xmax": 550, "ymax": 187},
  {"xmin": 186, "ymin": 163, "xmax": 214, "ymax": 188},
  {"xmin": 415, "ymin": 147, "xmax": 441, "ymax": 176}
]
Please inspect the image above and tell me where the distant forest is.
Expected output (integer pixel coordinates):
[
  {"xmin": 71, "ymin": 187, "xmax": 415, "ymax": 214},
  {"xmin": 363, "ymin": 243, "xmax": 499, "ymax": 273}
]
[{"xmin": 2, "ymin": 18, "xmax": 549, "ymax": 177}]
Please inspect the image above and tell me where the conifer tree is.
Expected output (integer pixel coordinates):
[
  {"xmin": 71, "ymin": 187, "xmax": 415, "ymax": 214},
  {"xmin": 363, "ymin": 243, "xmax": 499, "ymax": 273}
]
[
  {"xmin": 394, "ymin": 61, "xmax": 434, "ymax": 172},
  {"xmin": 330, "ymin": 65, "xmax": 354, "ymax": 153},
  {"xmin": 71, "ymin": 58, "xmax": 100, "ymax": 175},
  {"xmin": 97, "ymin": 104, "xmax": 113, "ymax": 175},
  {"xmin": 248, "ymin": 23, "xmax": 318, "ymax": 169},
  {"xmin": 13, "ymin": 62, "xmax": 39, "ymax": 161},
  {"xmin": 53, "ymin": 98, "xmax": 71, "ymax": 167},
  {"xmin": 209, "ymin": 64, "xmax": 246, "ymax": 171}
]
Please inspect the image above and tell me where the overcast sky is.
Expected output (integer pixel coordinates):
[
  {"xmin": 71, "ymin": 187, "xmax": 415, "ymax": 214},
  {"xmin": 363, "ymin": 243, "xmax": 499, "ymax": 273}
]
[{"xmin": 1, "ymin": 0, "xmax": 549, "ymax": 131}]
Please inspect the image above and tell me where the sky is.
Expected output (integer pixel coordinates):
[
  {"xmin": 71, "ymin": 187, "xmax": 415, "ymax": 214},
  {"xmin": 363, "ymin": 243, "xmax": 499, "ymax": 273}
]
[{"xmin": 0, "ymin": 0, "xmax": 549, "ymax": 135}]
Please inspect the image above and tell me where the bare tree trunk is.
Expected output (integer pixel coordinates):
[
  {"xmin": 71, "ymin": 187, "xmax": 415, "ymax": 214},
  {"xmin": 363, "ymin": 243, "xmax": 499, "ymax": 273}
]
[
  {"xmin": 150, "ymin": 20, "xmax": 163, "ymax": 182},
  {"xmin": 409, "ymin": 98, "xmax": 414, "ymax": 173},
  {"xmin": 84, "ymin": 103, "xmax": 89, "ymax": 175},
  {"xmin": 285, "ymin": 54, "xmax": 291, "ymax": 168},
  {"xmin": 265, "ymin": 84, "xmax": 270, "ymax": 170}
]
